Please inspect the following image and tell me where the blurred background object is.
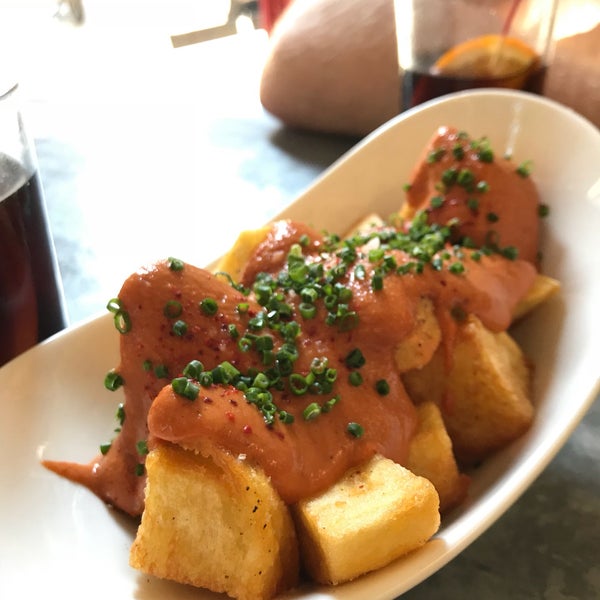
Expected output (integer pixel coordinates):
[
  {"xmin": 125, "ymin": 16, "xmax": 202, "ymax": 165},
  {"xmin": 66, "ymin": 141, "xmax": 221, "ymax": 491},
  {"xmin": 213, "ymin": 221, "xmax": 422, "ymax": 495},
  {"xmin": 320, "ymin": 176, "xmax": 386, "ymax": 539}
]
[
  {"xmin": 259, "ymin": 0, "xmax": 292, "ymax": 32},
  {"xmin": 393, "ymin": 0, "xmax": 559, "ymax": 110},
  {"xmin": 259, "ymin": 0, "xmax": 600, "ymax": 136}
]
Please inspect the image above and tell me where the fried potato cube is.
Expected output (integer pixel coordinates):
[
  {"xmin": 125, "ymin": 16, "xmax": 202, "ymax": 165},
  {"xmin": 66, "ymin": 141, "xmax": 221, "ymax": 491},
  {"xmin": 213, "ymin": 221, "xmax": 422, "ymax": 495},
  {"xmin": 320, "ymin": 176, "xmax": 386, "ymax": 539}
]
[
  {"xmin": 513, "ymin": 273, "xmax": 561, "ymax": 321},
  {"xmin": 402, "ymin": 315, "xmax": 533, "ymax": 464},
  {"xmin": 394, "ymin": 297, "xmax": 442, "ymax": 372},
  {"xmin": 214, "ymin": 225, "xmax": 272, "ymax": 281},
  {"xmin": 406, "ymin": 402, "xmax": 469, "ymax": 512},
  {"xmin": 346, "ymin": 212, "xmax": 386, "ymax": 236},
  {"xmin": 130, "ymin": 442, "xmax": 299, "ymax": 600},
  {"xmin": 292, "ymin": 455, "xmax": 440, "ymax": 585}
]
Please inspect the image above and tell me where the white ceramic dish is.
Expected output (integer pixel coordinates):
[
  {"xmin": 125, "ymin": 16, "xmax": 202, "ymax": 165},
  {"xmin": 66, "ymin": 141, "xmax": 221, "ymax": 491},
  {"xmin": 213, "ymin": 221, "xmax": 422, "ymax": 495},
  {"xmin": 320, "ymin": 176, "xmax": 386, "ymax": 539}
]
[{"xmin": 1, "ymin": 89, "xmax": 599, "ymax": 599}]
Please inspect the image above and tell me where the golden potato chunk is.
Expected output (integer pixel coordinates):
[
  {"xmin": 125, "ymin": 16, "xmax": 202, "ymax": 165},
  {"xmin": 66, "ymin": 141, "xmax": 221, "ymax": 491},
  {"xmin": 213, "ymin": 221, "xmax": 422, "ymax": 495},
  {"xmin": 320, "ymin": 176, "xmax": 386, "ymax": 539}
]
[
  {"xmin": 394, "ymin": 297, "xmax": 442, "ymax": 372},
  {"xmin": 513, "ymin": 273, "xmax": 561, "ymax": 321},
  {"xmin": 402, "ymin": 315, "xmax": 534, "ymax": 464},
  {"xmin": 292, "ymin": 455, "xmax": 440, "ymax": 585},
  {"xmin": 406, "ymin": 402, "xmax": 469, "ymax": 513},
  {"xmin": 214, "ymin": 225, "xmax": 272, "ymax": 281},
  {"xmin": 346, "ymin": 212, "xmax": 386, "ymax": 236},
  {"xmin": 130, "ymin": 442, "xmax": 299, "ymax": 600}
]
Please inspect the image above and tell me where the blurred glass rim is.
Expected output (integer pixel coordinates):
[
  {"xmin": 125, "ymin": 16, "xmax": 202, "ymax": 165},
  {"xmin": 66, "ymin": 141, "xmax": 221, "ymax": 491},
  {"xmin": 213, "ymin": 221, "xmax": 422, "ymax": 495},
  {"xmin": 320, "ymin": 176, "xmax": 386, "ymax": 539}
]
[{"xmin": 0, "ymin": 79, "xmax": 18, "ymax": 102}]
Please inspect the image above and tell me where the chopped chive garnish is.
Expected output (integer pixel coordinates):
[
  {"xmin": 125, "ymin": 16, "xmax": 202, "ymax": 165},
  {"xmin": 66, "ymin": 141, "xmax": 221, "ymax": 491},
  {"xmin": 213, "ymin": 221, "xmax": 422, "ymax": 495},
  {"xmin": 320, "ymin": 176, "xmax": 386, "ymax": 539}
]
[
  {"xmin": 290, "ymin": 373, "xmax": 308, "ymax": 395},
  {"xmin": 199, "ymin": 297, "xmax": 218, "ymax": 316},
  {"xmin": 348, "ymin": 371, "xmax": 363, "ymax": 386},
  {"xmin": 167, "ymin": 257, "xmax": 184, "ymax": 271},
  {"xmin": 112, "ymin": 309, "xmax": 131, "ymax": 334},
  {"xmin": 172, "ymin": 319, "xmax": 188, "ymax": 336},
  {"xmin": 345, "ymin": 348, "xmax": 366, "ymax": 369},
  {"xmin": 427, "ymin": 147, "xmax": 446, "ymax": 163},
  {"xmin": 516, "ymin": 160, "xmax": 533, "ymax": 177},
  {"xmin": 452, "ymin": 142, "xmax": 465, "ymax": 160},
  {"xmin": 279, "ymin": 410, "xmax": 295, "ymax": 424},
  {"xmin": 100, "ymin": 442, "xmax": 111, "ymax": 455},
  {"xmin": 303, "ymin": 402, "xmax": 321, "ymax": 421},
  {"xmin": 347, "ymin": 422, "xmax": 364, "ymax": 438},
  {"xmin": 104, "ymin": 370, "xmax": 124, "ymax": 391},
  {"xmin": 448, "ymin": 262, "xmax": 465, "ymax": 274},
  {"xmin": 375, "ymin": 379, "xmax": 390, "ymax": 395},
  {"xmin": 467, "ymin": 198, "xmax": 479, "ymax": 211},
  {"xmin": 154, "ymin": 364, "xmax": 169, "ymax": 378},
  {"xmin": 172, "ymin": 376, "xmax": 200, "ymax": 400},
  {"xmin": 115, "ymin": 403, "xmax": 125, "ymax": 426},
  {"xmin": 183, "ymin": 359, "xmax": 204, "ymax": 379},
  {"xmin": 430, "ymin": 195, "xmax": 444, "ymax": 209},
  {"xmin": 163, "ymin": 300, "xmax": 182, "ymax": 318}
]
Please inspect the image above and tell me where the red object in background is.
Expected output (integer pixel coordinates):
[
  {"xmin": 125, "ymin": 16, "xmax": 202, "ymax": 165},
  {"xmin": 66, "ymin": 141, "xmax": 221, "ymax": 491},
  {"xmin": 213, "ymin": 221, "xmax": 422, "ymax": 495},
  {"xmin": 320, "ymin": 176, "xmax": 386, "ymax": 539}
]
[{"xmin": 259, "ymin": 0, "xmax": 291, "ymax": 32}]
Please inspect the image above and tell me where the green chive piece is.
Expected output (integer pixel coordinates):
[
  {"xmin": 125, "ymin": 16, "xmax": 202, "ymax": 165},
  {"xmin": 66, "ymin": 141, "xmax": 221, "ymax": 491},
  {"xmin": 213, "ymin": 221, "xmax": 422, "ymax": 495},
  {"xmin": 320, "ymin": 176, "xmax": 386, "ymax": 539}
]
[
  {"xmin": 113, "ymin": 309, "xmax": 131, "ymax": 334},
  {"xmin": 172, "ymin": 319, "xmax": 188, "ymax": 336},
  {"xmin": 467, "ymin": 198, "xmax": 479, "ymax": 211},
  {"xmin": 448, "ymin": 262, "xmax": 465, "ymax": 274},
  {"xmin": 303, "ymin": 402, "xmax": 321, "ymax": 421},
  {"xmin": 516, "ymin": 160, "xmax": 533, "ymax": 177},
  {"xmin": 347, "ymin": 422, "xmax": 364, "ymax": 438},
  {"xmin": 115, "ymin": 403, "xmax": 126, "ymax": 426},
  {"xmin": 348, "ymin": 371, "xmax": 363, "ymax": 386},
  {"xmin": 163, "ymin": 300, "xmax": 182, "ymax": 318},
  {"xmin": 290, "ymin": 373, "xmax": 308, "ymax": 395},
  {"xmin": 167, "ymin": 257, "xmax": 185, "ymax": 271},
  {"xmin": 278, "ymin": 410, "xmax": 295, "ymax": 424},
  {"xmin": 199, "ymin": 297, "xmax": 218, "ymax": 316},
  {"xmin": 183, "ymin": 359, "xmax": 204, "ymax": 379},
  {"xmin": 430, "ymin": 195, "xmax": 444, "ymax": 209},
  {"xmin": 322, "ymin": 395, "xmax": 340, "ymax": 412},
  {"xmin": 106, "ymin": 298, "xmax": 122, "ymax": 314},
  {"xmin": 538, "ymin": 203, "xmax": 550, "ymax": 218},
  {"xmin": 104, "ymin": 370, "xmax": 124, "ymax": 391},
  {"xmin": 452, "ymin": 143, "xmax": 465, "ymax": 160},
  {"xmin": 375, "ymin": 379, "xmax": 390, "ymax": 395},
  {"xmin": 154, "ymin": 364, "xmax": 169, "ymax": 378},
  {"xmin": 345, "ymin": 348, "xmax": 366, "ymax": 369},
  {"xmin": 172, "ymin": 376, "xmax": 200, "ymax": 400},
  {"xmin": 427, "ymin": 147, "xmax": 446, "ymax": 163}
]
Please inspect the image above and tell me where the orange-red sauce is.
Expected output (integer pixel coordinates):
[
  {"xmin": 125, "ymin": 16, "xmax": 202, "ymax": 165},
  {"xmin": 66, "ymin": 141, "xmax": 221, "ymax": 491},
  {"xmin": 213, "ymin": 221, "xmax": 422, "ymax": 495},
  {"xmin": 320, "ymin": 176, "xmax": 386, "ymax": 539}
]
[
  {"xmin": 43, "ymin": 126, "xmax": 542, "ymax": 515},
  {"xmin": 406, "ymin": 126, "xmax": 541, "ymax": 265}
]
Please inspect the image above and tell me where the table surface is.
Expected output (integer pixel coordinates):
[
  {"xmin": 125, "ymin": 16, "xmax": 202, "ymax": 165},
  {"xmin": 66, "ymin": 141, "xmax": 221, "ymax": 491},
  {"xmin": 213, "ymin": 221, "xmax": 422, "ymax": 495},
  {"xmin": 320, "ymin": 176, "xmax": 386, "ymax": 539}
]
[{"xmin": 9, "ymin": 2, "xmax": 600, "ymax": 599}]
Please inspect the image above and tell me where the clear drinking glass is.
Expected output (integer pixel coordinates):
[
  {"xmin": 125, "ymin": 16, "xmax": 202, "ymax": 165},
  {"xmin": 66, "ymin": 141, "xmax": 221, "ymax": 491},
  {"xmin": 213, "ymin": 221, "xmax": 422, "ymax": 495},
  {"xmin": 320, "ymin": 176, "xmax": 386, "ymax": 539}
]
[
  {"xmin": 0, "ymin": 81, "xmax": 67, "ymax": 366},
  {"xmin": 394, "ymin": 0, "xmax": 559, "ymax": 110}
]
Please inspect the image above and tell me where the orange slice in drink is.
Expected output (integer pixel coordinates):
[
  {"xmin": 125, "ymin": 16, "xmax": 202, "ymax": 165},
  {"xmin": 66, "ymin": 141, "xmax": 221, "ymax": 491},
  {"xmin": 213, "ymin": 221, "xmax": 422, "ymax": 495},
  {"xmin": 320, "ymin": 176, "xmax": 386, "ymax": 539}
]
[{"xmin": 433, "ymin": 34, "xmax": 539, "ymax": 89}]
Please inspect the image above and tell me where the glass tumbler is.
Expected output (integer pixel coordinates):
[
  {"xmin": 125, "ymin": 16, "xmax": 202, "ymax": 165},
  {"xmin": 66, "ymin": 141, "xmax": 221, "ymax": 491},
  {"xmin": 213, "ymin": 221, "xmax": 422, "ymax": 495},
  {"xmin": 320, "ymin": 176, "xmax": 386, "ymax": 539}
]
[
  {"xmin": 0, "ymin": 81, "xmax": 67, "ymax": 367},
  {"xmin": 394, "ymin": 0, "xmax": 559, "ymax": 110}
]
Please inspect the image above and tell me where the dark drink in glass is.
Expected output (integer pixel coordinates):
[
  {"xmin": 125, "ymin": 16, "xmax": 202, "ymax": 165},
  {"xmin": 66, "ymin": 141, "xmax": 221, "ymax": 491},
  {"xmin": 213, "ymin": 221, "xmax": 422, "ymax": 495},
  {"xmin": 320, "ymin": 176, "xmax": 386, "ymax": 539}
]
[
  {"xmin": 393, "ymin": 0, "xmax": 558, "ymax": 111},
  {"xmin": 402, "ymin": 61, "xmax": 547, "ymax": 111},
  {"xmin": 0, "ymin": 86, "xmax": 67, "ymax": 367}
]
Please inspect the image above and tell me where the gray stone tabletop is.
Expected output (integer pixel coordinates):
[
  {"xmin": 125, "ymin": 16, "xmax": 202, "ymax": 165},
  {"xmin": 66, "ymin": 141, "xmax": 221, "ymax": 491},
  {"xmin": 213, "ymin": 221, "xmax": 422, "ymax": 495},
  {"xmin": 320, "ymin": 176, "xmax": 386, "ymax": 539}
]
[{"xmin": 18, "ymin": 7, "xmax": 600, "ymax": 599}]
